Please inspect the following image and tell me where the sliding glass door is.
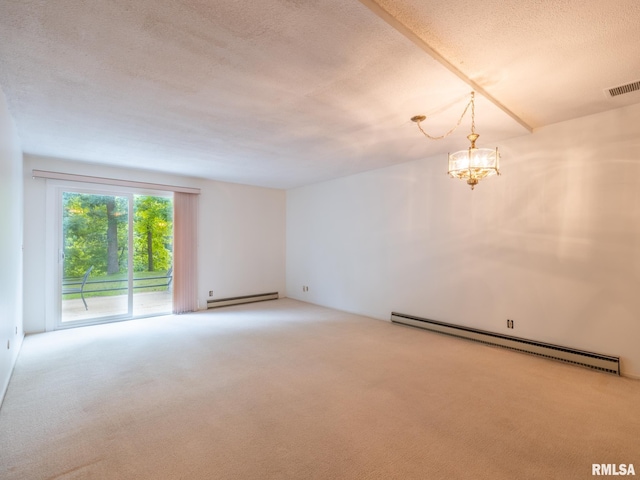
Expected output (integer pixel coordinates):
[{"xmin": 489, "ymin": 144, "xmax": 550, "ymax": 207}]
[{"xmin": 57, "ymin": 186, "xmax": 173, "ymax": 327}]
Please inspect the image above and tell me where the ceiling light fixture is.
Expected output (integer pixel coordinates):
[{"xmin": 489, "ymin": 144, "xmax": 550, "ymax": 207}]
[{"xmin": 411, "ymin": 91, "xmax": 500, "ymax": 190}]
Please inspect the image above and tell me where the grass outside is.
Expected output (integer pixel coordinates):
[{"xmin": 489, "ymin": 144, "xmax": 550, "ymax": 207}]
[{"xmin": 62, "ymin": 269, "xmax": 172, "ymax": 300}]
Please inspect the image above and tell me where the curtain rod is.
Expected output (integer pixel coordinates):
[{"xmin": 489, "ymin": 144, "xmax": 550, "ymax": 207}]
[{"xmin": 32, "ymin": 169, "xmax": 201, "ymax": 194}]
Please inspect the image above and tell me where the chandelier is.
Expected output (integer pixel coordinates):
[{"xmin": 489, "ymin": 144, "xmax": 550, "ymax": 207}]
[{"xmin": 411, "ymin": 91, "xmax": 500, "ymax": 190}]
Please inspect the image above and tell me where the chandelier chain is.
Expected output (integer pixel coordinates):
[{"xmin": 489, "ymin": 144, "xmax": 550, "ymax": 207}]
[
  {"xmin": 414, "ymin": 92, "xmax": 474, "ymax": 140},
  {"xmin": 470, "ymin": 91, "xmax": 476, "ymax": 135}
]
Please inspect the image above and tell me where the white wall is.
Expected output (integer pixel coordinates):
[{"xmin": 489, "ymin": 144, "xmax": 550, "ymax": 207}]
[
  {"xmin": 0, "ymin": 87, "xmax": 24, "ymax": 404},
  {"xmin": 23, "ymin": 156, "xmax": 286, "ymax": 333},
  {"xmin": 286, "ymin": 103, "xmax": 640, "ymax": 378}
]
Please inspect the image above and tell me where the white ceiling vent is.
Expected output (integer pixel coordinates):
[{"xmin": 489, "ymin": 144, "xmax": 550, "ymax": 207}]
[{"xmin": 605, "ymin": 80, "xmax": 640, "ymax": 98}]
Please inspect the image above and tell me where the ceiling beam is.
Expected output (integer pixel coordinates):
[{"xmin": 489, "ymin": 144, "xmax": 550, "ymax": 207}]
[{"xmin": 356, "ymin": 0, "xmax": 533, "ymax": 133}]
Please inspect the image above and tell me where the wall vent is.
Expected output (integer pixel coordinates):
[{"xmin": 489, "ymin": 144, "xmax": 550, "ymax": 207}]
[
  {"xmin": 391, "ymin": 312, "xmax": 620, "ymax": 375},
  {"xmin": 207, "ymin": 292, "xmax": 278, "ymax": 309},
  {"xmin": 605, "ymin": 80, "xmax": 640, "ymax": 98}
]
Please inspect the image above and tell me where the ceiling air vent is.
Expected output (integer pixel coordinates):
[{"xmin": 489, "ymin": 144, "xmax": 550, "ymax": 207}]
[{"xmin": 605, "ymin": 80, "xmax": 640, "ymax": 98}]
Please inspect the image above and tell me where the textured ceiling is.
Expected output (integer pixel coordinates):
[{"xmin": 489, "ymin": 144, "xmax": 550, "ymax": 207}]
[
  {"xmin": 0, "ymin": 0, "xmax": 638, "ymax": 189},
  {"xmin": 366, "ymin": 0, "xmax": 640, "ymax": 128}
]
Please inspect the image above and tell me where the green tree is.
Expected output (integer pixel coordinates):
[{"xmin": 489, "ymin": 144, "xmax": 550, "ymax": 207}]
[
  {"xmin": 63, "ymin": 193, "xmax": 128, "ymax": 278},
  {"xmin": 62, "ymin": 193, "xmax": 172, "ymax": 279},
  {"xmin": 106, "ymin": 197, "xmax": 119, "ymax": 274},
  {"xmin": 134, "ymin": 195, "xmax": 173, "ymax": 273}
]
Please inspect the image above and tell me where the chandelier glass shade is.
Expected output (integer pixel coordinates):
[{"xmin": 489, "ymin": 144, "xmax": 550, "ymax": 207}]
[{"xmin": 447, "ymin": 133, "xmax": 500, "ymax": 190}]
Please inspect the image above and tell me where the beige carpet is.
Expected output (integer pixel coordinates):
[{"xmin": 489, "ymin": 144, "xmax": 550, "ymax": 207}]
[{"xmin": 1, "ymin": 298, "xmax": 638, "ymax": 479}]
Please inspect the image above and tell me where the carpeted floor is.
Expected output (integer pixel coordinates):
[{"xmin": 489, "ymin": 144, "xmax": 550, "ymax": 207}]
[{"xmin": 1, "ymin": 298, "xmax": 638, "ymax": 479}]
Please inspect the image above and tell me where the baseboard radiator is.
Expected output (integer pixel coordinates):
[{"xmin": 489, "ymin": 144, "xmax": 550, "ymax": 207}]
[
  {"xmin": 390, "ymin": 312, "xmax": 620, "ymax": 375},
  {"xmin": 207, "ymin": 292, "xmax": 278, "ymax": 309}
]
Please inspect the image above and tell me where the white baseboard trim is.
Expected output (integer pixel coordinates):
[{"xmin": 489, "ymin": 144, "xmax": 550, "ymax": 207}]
[{"xmin": 0, "ymin": 333, "xmax": 24, "ymax": 409}]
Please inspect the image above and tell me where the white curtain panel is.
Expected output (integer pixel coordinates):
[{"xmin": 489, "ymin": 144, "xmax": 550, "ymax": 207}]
[{"xmin": 173, "ymin": 192, "xmax": 199, "ymax": 314}]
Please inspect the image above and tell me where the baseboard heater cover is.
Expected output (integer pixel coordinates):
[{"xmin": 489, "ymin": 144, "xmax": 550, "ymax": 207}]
[
  {"xmin": 390, "ymin": 312, "xmax": 620, "ymax": 375},
  {"xmin": 207, "ymin": 292, "xmax": 278, "ymax": 309}
]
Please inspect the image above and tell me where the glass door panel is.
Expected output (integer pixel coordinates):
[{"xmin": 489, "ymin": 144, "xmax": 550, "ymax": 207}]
[
  {"xmin": 61, "ymin": 192, "xmax": 130, "ymax": 323},
  {"xmin": 132, "ymin": 194, "xmax": 173, "ymax": 317}
]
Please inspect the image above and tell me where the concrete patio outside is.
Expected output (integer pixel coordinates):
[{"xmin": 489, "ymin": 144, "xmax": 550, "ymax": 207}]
[{"xmin": 62, "ymin": 290, "xmax": 172, "ymax": 323}]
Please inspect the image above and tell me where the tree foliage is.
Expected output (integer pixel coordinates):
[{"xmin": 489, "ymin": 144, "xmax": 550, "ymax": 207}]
[
  {"xmin": 62, "ymin": 193, "xmax": 173, "ymax": 279},
  {"xmin": 133, "ymin": 196, "xmax": 173, "ymax": 273}
]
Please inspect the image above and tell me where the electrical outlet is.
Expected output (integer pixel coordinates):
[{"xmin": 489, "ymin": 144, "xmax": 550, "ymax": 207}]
[
  {"xmin": 507, "ymin": 319, "xmax": 514, "ymax": 329},
  {"xmin": 302, "ymin": 286, "xmax": 309, "ymax": 292},
  {"xmin": 208, "ymin": 290, "xmax": 213, "ymax": 297}
]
